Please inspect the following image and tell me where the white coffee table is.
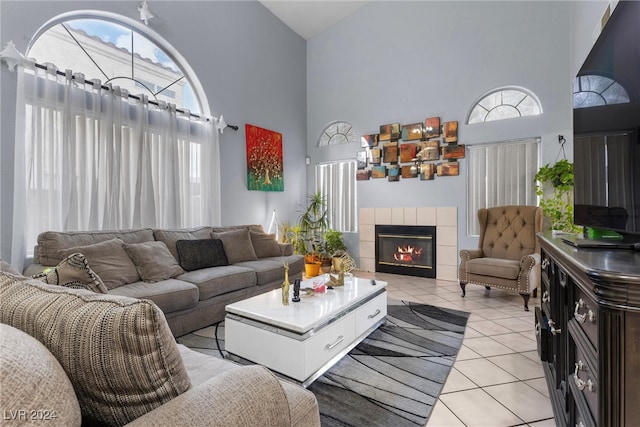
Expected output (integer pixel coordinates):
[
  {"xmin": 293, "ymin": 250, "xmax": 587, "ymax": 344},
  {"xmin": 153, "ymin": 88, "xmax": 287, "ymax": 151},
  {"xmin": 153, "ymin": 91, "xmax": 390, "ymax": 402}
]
[{"xmin": 225, "ymin": 276, "xmax": 387, "ymax": 387}]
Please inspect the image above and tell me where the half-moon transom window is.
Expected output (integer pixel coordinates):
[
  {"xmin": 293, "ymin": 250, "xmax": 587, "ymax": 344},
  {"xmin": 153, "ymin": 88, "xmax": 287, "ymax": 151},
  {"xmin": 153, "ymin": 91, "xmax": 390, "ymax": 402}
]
[
  {"xmin": 27, "ymin": 17, "xmax": 201, "ymax": 113},
  {"xmin": 573, "ymin": 74, "xmax": 630, "ymax": 109},
  {"xmin": 468, "ymin": 88, "xmax": 542, "ymax": 124}
]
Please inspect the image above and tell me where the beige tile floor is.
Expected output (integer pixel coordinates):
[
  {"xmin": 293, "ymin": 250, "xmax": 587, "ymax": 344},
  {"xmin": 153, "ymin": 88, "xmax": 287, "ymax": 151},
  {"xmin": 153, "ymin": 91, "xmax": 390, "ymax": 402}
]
[{"xmin": 353, "ymin": 270, "xmax": 556, "ymax": 427}]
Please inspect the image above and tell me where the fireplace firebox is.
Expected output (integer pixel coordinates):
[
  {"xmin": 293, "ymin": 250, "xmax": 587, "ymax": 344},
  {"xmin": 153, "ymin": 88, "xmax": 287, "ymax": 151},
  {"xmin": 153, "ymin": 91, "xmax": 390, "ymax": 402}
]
[{"xmin": 375, "ymin": 225, "xmax": 436, "ymax": 278}]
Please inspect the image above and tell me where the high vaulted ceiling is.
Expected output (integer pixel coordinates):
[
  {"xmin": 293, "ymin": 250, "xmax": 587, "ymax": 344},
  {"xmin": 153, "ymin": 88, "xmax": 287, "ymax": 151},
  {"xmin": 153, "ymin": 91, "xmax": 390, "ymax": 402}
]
[{"xmin": 259, "ymin": 1, "xmax": 369, "ymax": 40}]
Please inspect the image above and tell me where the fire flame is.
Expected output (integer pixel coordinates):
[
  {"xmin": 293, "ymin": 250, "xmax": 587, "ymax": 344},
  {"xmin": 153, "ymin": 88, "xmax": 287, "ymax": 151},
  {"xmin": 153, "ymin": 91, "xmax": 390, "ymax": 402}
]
[{"xmin": 393, "ymin": 245, "xmax": 423, "ymax": 261}]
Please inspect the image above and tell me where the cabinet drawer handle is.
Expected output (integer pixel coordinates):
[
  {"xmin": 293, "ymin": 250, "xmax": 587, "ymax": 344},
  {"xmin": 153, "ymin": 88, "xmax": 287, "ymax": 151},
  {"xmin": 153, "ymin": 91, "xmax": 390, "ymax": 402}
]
[
  {"xmin": 573, "ymin": 360, "xmax": 595, "ymax": 392},
  {"xmin": 325, "ymin": 335, "xmax": 345, "ymax": 350},
  {"xmin": 535, "ymin": 322, "xmax": 541, "ymax": 336},
  {"xmin": 574, "ymin": 299, "xmax": 595, "ymax": 324},
  {"xmin": 367, "ymin": 309, "xmax": 381, "ymax": 319},
  {"xmin": 541, "ymin": 258, "xmax": 549, "ymax": 270},
  {"xmin": 542, "ymin": 291, "xmax": 550, "ymax": 303},
  {"xmin": 577, "ymin": 422, "xmax": 586, "ymax": 427},
  {"xmin": 548, "ymin": 319, "xmax": 561, "ymax": 336}
]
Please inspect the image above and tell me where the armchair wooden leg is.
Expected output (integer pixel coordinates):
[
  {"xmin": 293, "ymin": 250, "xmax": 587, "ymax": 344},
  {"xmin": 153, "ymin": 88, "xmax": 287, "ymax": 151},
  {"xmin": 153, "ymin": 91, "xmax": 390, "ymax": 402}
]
[
  {"xmin": 460, "ymin": 282, "xmax": 466, "ymax": 297},
  {"xmin": 521, "ymin": 293, "xmax": 530, "ymax": 311},
  {"xmin": 485, "ymin": 286, "xmax": 491, "ymax": 290}
]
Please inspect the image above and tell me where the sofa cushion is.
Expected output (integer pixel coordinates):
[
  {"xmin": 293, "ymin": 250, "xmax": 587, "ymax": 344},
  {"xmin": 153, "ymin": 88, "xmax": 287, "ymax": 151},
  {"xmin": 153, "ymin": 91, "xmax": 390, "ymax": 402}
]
[
  {"xmin": 0, "ymin": 272, "xmax": 191, "ymax": 427},
  {"xmin": 250, "ymin": 231, "xmax": 282, "ymax": 258},
  {"xmin": 62, "ymin": 238, "xmax": 139, "ymax": 289},
  {"xmin": 210, "ymin": 228, "xmax": 258, "ymax": 264},
  {"xmin": 32, "ymin": 253, "xmax": 108, "ymax": 293},
  {"xmin": 234, "ymin": 259, "xmax": 291, "ymax": 286},
  {"xmin": 124, "ymin": 241, "xmax": 185, "ymax": 282},
  {"xmin": 177, "ymin": 265, "xmax": 257, "ymax": 300},
  {"xmin": 266, "ymin": 254, "xmax": 305, "ymax": 276},
  {"xmin": 0, "ymin": 324, "xmax": 82, "ymax": 427},
  {"xmin": 36, "ymin": 228, "xmax": 154, "ymax": 266},
  {"xmin": 153, "ymin": 227, "xmax": 213, "ymax": 261},
  {"xmin": 467, "ymin": 257, "xmax": 521, "ymax": 280},
  {"xmin": 108, "ymin": 279, "xmax": 199, "ymax": 314},
  {"xmin": 175, "ymin": 239, "xmax": 229, "ymax": 271}
]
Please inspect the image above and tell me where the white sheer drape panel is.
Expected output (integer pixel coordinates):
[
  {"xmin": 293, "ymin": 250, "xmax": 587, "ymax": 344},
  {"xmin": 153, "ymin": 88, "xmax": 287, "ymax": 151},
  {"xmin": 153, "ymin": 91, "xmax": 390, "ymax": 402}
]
[
  {"xmin": 467, "ymin": 139, "xmax": 539, "ymax": 235},
  {"xmin": 11, "ymin": 63, "xmax": 220, "ymax": 269},
  {"xmin": 316, "ymin": 160, "xmax": 357, "ymax": 232}
]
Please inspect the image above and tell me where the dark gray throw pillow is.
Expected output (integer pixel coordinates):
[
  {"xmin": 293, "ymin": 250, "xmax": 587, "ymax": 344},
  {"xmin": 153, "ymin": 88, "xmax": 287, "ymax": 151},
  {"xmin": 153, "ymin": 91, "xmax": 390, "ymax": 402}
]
[{"xmin": 175, "ymin": 239, "xmax": 229, "ymax": 271}]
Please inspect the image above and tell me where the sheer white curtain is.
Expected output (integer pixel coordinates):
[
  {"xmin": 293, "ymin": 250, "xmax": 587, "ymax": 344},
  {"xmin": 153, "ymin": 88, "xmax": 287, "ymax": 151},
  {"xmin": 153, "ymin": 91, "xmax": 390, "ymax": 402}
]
[
  {"xmin": 467, "ymin": 139, "xmax": 539, "ymax": 235},
  {"xmin": 11, "ymin": 62, "xmax": 220, "ymax": 270},
  {"xmin": 316, "ymin": 160, "xmax": 357, "ymax": 232}
]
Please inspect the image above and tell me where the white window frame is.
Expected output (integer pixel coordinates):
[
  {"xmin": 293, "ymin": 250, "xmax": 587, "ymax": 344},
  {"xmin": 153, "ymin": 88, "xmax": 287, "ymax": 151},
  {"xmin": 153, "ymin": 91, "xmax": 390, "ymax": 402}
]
[{"xmin": 466, "ymin": 138, "xmax": 540, "ymax": 235}]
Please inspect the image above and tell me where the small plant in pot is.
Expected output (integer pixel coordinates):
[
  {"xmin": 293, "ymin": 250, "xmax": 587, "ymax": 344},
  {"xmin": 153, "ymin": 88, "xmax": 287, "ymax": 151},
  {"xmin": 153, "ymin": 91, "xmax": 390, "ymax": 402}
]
[
  {"xmin": 323, "ymin": 229, "xmax": 348, "ymax": 272},
  {"xmin": 534, "ymin": 158, "xmax": 581, "ymax": 234}
]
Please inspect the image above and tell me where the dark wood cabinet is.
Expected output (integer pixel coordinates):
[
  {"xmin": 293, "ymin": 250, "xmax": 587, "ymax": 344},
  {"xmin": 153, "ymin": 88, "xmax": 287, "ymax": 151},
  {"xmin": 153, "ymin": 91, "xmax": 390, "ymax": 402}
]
[{"xmin": 537, "ymin": 233, "xmax": 640, "ymax": 426}]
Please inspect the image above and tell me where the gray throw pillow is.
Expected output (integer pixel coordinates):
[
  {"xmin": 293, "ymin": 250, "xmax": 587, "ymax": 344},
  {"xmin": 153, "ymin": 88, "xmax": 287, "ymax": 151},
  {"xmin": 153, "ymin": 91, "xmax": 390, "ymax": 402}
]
[
  {"xmin": 62, "ymin": 238, "xmax": 140, "ymax": 289},
  {"xmin": 249, "ymin": 231, "xmax": 282, "ymax": 258},
  {"xmin": 123, "ymin": 241, "xmax": 185, "ymax": 282},
  {"xmin": 210, "ymin": 228, "xmax": 258, "ymax": 264},
  {"xmin": 175, "ymin": 239, "xmax": 229, "ymax": 271}
]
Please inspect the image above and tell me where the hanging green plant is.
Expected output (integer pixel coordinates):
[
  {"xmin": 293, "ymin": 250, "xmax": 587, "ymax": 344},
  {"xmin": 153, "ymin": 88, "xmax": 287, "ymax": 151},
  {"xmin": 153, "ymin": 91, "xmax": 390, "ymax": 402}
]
[{"xmin": 534, "ymin": 159, "xmax": 581, "ymax": 233}]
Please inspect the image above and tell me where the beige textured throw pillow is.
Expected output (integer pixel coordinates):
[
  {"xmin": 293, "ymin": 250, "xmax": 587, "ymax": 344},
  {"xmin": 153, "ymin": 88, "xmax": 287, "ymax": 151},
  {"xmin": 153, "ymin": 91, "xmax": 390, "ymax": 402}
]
[
  {"xmin": 123, "ymin": 241, "xmax": 185, "ymax": 282},
  {"xmin": 63, "ymin": 238, "xmax": 140, "ymax": 289},
  {"xmin": 32, "ymin": 253, "xmax": 108, "ymax": 293},
  {"xmin": 0, "ymin": 272, "xmax": 191, "ymax": 427},
  {"xmin": 249, "ymin": 231, "xmax": 282, "ymax": 258},
  {"xmin": 210, "ymin": 228, "xmax": 258, "ymax": 264}
]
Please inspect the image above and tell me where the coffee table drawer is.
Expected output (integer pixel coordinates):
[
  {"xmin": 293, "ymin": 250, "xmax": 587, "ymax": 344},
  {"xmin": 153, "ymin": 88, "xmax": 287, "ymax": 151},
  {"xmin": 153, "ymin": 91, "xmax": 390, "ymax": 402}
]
[
  {"xmin": 355, "ymin": 292, "xmax": 387, "ymax": 336},
  {"xmin": 305, "ymin": 315, "xmax": 356, "ymax": 375}
]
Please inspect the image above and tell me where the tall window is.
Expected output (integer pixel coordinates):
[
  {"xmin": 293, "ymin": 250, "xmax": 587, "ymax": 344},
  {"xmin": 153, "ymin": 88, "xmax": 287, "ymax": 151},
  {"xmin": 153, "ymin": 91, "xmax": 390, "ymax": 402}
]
[
  {"xmin": 316, "ymin": 161, "xmax": 357, "ymax": 232},
  {"xmin": 468, "ymin": 87, "xmax": 542, "ymax": 124},
  {"xmin": 10, "ymin": 13, "xmax": 218, "ymax": 269},
  {"xmin": 467, "ymin": 139, "xmax": 539, "ymax": 235}
]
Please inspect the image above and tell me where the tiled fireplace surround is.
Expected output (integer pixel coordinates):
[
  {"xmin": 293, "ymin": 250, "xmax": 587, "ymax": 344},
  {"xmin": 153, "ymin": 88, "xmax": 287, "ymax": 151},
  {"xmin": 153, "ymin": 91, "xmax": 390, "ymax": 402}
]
[{"xmin": 358, "ymin": 207, "xmax": 458, "ymax": 282}]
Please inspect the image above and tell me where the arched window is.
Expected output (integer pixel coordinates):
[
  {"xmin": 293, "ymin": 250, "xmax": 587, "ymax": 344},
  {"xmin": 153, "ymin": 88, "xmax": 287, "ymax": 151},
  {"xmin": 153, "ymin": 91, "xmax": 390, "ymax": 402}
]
[
  {"xmin": 573, "ymin": 74, "xmax": 630, "ymax": 109},
  {"xmin": 467, "ymin": 87, "xmax": 542, "ymax": 124},
  {"xmin": 27, "ymin": 13, "xmax": 205, "ymax": 114}
]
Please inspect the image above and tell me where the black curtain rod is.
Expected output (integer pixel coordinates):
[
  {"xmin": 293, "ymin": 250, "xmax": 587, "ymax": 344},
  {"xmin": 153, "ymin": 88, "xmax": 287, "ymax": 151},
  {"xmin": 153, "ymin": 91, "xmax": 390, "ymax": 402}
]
[{"xmin": 32, "ymin": 62, "xmax": 238, "ymax": 131}]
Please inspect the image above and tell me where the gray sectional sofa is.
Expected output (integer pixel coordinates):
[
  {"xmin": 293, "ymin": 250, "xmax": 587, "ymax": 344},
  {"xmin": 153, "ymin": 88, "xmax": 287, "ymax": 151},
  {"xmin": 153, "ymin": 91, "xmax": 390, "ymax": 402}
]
[{"xmin": 23, "ymin": 224, "xmax": 304, "ymax": 337}]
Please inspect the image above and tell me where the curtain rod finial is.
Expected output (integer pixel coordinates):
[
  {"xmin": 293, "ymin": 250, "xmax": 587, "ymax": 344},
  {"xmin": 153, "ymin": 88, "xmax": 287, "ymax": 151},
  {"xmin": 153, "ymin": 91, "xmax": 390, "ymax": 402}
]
[{"xmin": 0, "ymin": 40, "xmax": 25, "ymax": 71}]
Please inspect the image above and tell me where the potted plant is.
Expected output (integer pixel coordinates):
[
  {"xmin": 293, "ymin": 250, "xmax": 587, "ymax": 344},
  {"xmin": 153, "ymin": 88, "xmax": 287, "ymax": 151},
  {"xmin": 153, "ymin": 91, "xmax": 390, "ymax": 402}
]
[
  {"xmin": 298, "ymin": 191, "xmax": 329, "ymax": 277},
  {"xmin": 534, "ymin": 159, "xmax": 581, "ymax": 233},
  {"xmin": 323, "ymin": 229, "xmax": 348, "ymax": 272},
  {"xmin": 279, "ymin": 221, "xmax": 306, "ymax": 254}
]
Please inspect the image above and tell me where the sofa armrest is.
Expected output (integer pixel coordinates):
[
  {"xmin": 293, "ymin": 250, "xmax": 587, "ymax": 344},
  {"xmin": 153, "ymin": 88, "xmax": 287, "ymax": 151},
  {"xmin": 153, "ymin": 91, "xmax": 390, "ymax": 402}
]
[
  {"xmin": 459, "ymin": 249, "xmax": 482, "ymax": 261},
  {"xmin": 279, "ymin": 242, "xmax": 294, "ymax": 256},
  {"xmin": 517, "ymin": 253, "xmax": 541, "ymax": 293},
  {"xmin": 126, "ymin": 365, "xmax": 292, "ymax": 427},
  {"xmin": 22, "ymin": 263, "xmax": 48, "ymax": 277},
  {"xmin": 458, "ymin": 249, "xmax": 483, "ymax": 283}
]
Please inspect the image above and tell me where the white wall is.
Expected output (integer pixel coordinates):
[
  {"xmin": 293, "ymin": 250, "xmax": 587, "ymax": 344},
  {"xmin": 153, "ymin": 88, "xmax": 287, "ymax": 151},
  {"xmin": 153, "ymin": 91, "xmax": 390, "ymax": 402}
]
[
  {"xmin": 0, "ymin": 0, "xmax": 308, "ymax": 261},
  {"xmin": 306, "ymin": 1, "xmax": 602, "ymax": 259}
]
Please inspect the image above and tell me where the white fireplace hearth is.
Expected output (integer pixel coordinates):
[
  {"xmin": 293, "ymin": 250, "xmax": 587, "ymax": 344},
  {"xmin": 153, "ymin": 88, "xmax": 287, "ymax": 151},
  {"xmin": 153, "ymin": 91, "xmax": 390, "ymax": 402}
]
[{"xmin": 358, "ymin": 207, "xmax": 458, "ymax": 282}]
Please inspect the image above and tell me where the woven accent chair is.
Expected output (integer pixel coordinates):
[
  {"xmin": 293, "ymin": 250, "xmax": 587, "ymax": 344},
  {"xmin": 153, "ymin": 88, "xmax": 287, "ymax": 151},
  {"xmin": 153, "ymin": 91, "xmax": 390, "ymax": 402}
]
[{"xmin": 459, "ymin": 205, "xmax": 543, "ymax": 311}]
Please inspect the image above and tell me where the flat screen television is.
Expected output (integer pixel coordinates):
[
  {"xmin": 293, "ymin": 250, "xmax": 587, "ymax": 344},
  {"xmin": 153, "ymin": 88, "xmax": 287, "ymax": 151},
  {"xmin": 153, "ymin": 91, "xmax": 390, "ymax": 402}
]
[{"xmin": 573, "ymin": 0, "xmax": 640, "ymax": 240}]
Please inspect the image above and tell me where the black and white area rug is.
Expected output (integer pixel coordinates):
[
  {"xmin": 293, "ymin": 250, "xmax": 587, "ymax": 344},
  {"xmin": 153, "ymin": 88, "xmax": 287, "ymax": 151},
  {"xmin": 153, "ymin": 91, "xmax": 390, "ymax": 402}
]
[{"xmin": 178, "ymin": 300, "xmax": 469, "ymax": 427}]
